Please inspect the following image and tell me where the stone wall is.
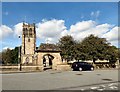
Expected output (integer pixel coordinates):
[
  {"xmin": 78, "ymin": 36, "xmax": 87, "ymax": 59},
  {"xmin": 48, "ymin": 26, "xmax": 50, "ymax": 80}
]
[
  {"xmin": 56, "ymin": 64, "xmax": 71, "ymax": 71},
  {"xmin": 0, "ymin": 65, "xmax": 43, "ymax": 71}
]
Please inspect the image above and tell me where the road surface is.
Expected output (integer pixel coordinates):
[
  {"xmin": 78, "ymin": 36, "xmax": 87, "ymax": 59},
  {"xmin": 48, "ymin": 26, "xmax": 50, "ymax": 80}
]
[{"xmin": 1, "ymin": 69, "xmax": 119, "ymax": 91}]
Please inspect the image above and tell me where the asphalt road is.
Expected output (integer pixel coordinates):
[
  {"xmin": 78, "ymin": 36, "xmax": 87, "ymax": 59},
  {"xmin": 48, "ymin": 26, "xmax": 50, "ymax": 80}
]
[{"xmin": 1, "ymin": 69, "xmax": 119, "ymax": 91}]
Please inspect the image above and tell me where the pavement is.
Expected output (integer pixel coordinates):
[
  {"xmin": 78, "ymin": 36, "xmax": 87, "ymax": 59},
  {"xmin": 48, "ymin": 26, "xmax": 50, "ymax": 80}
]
[
  {"xmin": 0, "ymin": 68, "xmax": 119, "ymax": 74},
  {"xmin": 0, "ymin": 70, "xmax": 41, "ymax": 74},
  {"xmin": 1, "ymin": 69, "xmax": 120, "ymax": 91}
]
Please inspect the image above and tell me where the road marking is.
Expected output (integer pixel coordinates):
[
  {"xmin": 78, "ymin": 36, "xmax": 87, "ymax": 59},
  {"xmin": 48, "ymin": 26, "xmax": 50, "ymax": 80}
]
[
  {"xmin": 90, "ymin": 86, "xmax": 99, "ymax": 90},
  {"xmin": 80, "ymin": 89, "xmax": 85, "ymax": 91},
  {"xmin": 109, "ymin": 86, "xmax": 118, "ymax": 89}
]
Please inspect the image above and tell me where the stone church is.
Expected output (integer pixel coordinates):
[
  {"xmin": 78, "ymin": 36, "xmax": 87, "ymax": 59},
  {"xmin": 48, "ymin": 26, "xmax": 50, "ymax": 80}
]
[{"xmin": 21, "ymin": 23, "xmax": 63, "ymax": 70}]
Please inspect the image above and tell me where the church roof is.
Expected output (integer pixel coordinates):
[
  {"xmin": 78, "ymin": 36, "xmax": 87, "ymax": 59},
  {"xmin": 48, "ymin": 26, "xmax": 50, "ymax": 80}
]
[{"xmin": 36, "ymin": 43, "xmax": 61, "ymax": 52}]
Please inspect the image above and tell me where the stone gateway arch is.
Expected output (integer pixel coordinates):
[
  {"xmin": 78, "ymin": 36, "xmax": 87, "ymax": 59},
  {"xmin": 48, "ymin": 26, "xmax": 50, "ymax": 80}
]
[{"xmin": 36, "ymin": 43, "xmax": 62, "ymax": 70}]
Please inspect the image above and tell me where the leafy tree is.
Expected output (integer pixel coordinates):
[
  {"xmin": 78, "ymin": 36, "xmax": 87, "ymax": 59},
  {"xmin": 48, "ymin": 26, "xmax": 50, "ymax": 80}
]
[
  {"xmin": 57, "ymin": 35, "xmax": 76, "ymax": 61},
  {"xmin": 104, "ymin": 46, "xmax": 118, "ymax": 63},
  {"xmin": 2, "ymin": 47, "xmax": 19, "ymax": 65},
  {"xmin": 58, "ymin": 34, "xmax": 118, "ymax": 64},
  {"xmin": 76, "ymin": 34, "xmax": 118, "ymax": 63},
  {"xmin": 0, "ymin": 52, "xmax": 3, "ymax": 64},
  {"xmin": 11, "ymin": 47, "xmax": 19, "ymax": 64},
  {"xmin": 2, "ymin": 48, "xmax": 13, "ymax": 64},
  {"xmin": 118, "ymin": 48, "xmax": 120, "ymax": 59},
  {"xmin": 74, "ymin": 44, "xmax": 89, "ymax": 61}
]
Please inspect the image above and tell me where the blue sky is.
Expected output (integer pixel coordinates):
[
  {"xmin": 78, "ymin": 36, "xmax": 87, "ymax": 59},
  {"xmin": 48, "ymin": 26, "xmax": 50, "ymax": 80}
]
[
  {"xmin": 3, "ymin": 2, "xmax": 118, "ymax": 26},
  {"xmin": 1, "ymin": 2, "xmax": 118, "ymax": 51}
]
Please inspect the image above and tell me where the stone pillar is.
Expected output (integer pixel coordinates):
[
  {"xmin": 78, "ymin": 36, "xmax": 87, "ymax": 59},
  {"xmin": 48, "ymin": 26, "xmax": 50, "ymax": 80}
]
[{"xmin": 37, "ymin": 52, "xmax": 44, "ymax": 70}]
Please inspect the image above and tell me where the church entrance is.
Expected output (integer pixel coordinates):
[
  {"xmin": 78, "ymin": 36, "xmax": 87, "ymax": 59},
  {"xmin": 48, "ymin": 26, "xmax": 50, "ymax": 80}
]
[{"xmin": 43, "ymin": 54, "xmax": 54, "ymax": 70}]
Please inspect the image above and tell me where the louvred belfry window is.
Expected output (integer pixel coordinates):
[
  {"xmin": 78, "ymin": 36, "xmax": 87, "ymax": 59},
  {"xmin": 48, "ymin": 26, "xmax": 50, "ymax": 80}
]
[
  {"xmin": 29, "ymin": 28, "xmax": 32, "ymax": 37},
  {"xmin": 25, "ymin": 28, "xmax": 28, "ymax": 37}
]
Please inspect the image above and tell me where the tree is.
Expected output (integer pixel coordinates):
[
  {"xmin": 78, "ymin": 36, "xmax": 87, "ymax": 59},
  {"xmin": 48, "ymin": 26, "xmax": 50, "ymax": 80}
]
[
  {"xmin": 76, "ymin": 34, "xmax": 118, "ymax": 63},
  {"xmin": 104, "ymin": 46, "xmax": 118, "ymax": 63},
  {"xmin": 58, "ymin": 34, "xmax": 118, "ymax": 64},
  {"xmin": 57, "ymin": 35, "xmax": 76, "ymax": 61},
  {"xmin": 11, "ymin": 47, "xmax": 19, "ymax": 64},
  {"xmin": 0, "ymin": 52, "xmax": 3, "ymax": 64},
  {"xmin": 73, "ymin": 43, "xmax": 89, "ymax": 61},
  {"xmin": 2, "ymin": 48, "xmax": 13, "ymax": 64},
  {"xmin": 2, "ymin": 47, "xmax": 19, "ymax": 65}
]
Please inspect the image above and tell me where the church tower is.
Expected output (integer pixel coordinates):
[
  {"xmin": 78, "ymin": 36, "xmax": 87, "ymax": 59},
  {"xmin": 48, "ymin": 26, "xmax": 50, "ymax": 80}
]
[{"xmin": 21, "ymin": 23, "xmax": 36, "ymax": 64}]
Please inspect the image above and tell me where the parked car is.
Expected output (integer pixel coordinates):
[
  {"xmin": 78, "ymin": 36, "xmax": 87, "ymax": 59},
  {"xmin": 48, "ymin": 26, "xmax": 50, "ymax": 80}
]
[{"xmin": 71, "ymin": 62, "xmax": 94, "ymax": 71}]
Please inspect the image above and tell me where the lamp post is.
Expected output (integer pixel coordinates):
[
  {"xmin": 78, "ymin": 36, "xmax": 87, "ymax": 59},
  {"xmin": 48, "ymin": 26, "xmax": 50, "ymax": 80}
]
[{"xmin": 18, "ymin": 36, "xmax": 22, "ymax": 71}]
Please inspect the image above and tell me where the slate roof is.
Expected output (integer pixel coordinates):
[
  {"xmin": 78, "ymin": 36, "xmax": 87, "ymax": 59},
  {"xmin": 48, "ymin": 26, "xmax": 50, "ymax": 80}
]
[{"xmin": 36, "ymin": 43, "xmax": 61, "ymax": 52}]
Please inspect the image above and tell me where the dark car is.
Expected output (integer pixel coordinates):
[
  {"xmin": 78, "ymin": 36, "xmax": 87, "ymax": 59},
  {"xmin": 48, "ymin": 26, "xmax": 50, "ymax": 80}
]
[{"xmin": 71, "ymin": 62, "xmax": 94, "ymax": 71}]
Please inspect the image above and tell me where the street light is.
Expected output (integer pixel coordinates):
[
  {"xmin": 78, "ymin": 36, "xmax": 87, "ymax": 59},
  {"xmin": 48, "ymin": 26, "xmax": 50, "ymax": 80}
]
[{"xmin": 18, "ymin": 36, "xmax": 22, "ymax": 71}]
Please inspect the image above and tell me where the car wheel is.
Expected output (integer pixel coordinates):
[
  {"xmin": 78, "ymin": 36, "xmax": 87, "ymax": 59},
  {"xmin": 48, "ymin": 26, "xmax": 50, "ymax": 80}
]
[
  {"xmin": 72, "ymin": 68, "xmax": 75, "ymax": 71},
  {"xmin": 91, "ymin": 67, "xmax": 94, "ymax": 71},
  {"xmin": 79, "ymin": 67, "xmax": 82, "ymax": 71}
]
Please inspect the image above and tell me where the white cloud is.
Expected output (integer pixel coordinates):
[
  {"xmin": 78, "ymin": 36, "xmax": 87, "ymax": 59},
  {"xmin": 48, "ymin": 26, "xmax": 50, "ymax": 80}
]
[
  {"xmin": 69, "ymin": 20, "xmax": 113, "ymax": 41},
  {"xmin": 102, "ymin": 26, "xmax": 118, "ymax": 46},
  {"xmin": 0, "ymin": 25, "xmax": 13, "ymax": 40},
  {"xmin": 69, "ymin": 20, "xmax": 96, "ymax": 41},
  {"xmin": 89, "ymin": 23, "xmax": 113, "ymax": 37},
  {"xmin": 96, "ymin": 11, "xmax": 100, "ymax": 17},
  {"xmin": 36, "ymin": 19, "xmax": 117, "ymax": 46},
  {"xmin": 70, "ymin": 20, "xmax": 96, "ymax": 33},
  {"xmin": 3, "ymin": 46, "xmax": 14, "ymax": 50},
  {"xmin": 36, "ymin": 19, "xmax": 68, "ymax": 43},
  {"xmin": 14, "ymin": 22, "xmax": 23, "ymax": 37},
  {"xmin": 91, "ymin": 10, "xmax": 100, "ymax": 20},
  {"xmin": 102, "ymin": 26, "xmax": 118, "ymax": 41},
  {"xmin": 91, "ymin": 12, "xmax": 94, "ymax": 16}
]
